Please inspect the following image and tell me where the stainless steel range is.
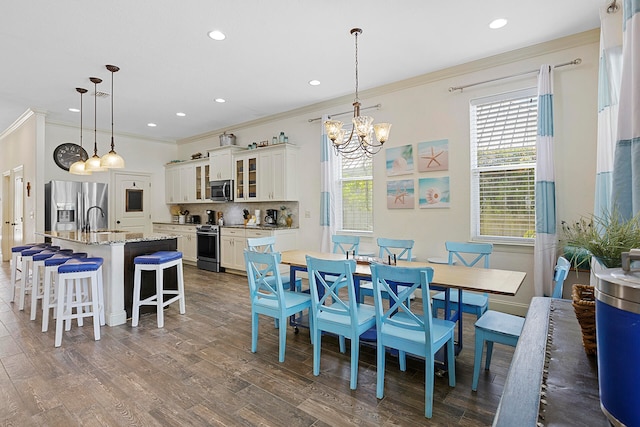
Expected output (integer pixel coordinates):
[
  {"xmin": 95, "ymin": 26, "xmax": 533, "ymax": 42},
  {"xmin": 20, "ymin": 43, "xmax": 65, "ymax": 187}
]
[{"xmin": 196, "ymin": 224, "xmax": 222, "ymax": 272}]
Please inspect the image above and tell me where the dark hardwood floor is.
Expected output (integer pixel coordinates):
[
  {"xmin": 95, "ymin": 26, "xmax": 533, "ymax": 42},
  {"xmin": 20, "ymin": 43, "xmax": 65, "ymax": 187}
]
[{"xmin": 0, "ymin": 261, "xmax": 515, "ymax": 426}]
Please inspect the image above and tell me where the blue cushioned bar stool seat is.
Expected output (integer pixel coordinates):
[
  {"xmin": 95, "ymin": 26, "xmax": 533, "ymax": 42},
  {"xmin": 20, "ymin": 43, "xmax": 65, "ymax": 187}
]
[
  {"xmin": 41, "ymin": 253, "xmax": 88, "ymax": 332},
  {"xmin": 471, "ymin": 310, "xmax": 524, "ymax": 391},
  {"xmin": 132, "ymin": 251, "xmax": 185, "ymax": 328},
  {"xmin": 55, "ymin": 258, "xmax": 105, "ymax": 347}
]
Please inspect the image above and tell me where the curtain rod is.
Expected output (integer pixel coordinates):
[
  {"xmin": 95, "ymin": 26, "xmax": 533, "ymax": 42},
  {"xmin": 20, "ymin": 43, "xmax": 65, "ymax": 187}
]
[
  {"xmin": 448, "ymin": 58, "xmax": 582, "ymax": 93},
  {"xmin": 308, "ymin": 104, "xmax": 382, "ymax": 123}
]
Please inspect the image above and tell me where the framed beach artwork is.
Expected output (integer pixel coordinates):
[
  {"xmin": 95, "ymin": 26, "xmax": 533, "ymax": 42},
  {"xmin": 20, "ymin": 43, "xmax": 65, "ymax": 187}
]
[
  {"xmin": 418, "ymin": 139, "xmax": 449, "ymax": 172},
  {"xmin": 419, "ymin": 176, "xmax": 450, "ymax": 208},
  {"xmin": 387, "ymin": 179, "xmax": 415, "ymax": 209},
  {"xmin": 386, "ymin": 145, "xmax": 414, "ymax": 176}
]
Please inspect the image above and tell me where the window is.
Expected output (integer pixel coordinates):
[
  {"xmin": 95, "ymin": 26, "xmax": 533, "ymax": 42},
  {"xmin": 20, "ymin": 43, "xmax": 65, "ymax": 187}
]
[
  {"xmin": 334, "ymin": 127, "xmax": 373, "ymax": 232},
  {"xmin": 470, "ymin": 88, "xmax": 537, "ymax": 244}
]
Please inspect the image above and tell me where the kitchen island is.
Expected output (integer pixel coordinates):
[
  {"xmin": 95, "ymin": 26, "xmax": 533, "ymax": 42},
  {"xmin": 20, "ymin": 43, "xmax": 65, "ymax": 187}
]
[{"xmin": 39, "ymin": 230, "xmax": 178, "ymax": 326}]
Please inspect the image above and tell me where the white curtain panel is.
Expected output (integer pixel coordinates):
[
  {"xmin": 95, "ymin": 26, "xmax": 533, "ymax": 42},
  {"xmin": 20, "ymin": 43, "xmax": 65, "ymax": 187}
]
[
  {"xmin": 612, "ymin": 0, "xmax": 640, "ymax": 219},
  {"xmin": 594, "ymin": 6, "xmax": 623, "ymax": 219},
  {"xmin": 319, "ymin": 114, "xmax": 336, "ymax": 252},
  {"xmin": 534, "ymin": 65, "xmax": 557, "ymax": 297}
]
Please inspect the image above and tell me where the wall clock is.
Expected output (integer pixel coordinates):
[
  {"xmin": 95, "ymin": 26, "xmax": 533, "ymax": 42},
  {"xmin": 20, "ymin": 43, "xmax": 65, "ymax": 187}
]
[{"xmin": 53, "ymin": 143, "xmax": 89, "ymax": 171}]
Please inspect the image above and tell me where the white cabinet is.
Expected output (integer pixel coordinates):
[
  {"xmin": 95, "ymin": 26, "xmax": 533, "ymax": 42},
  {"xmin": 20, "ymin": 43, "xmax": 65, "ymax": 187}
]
[
  {"xmin": 208, "ymin": 146, "xmax": 244, "ymax": 180},
  {"xmin": 220, "ymin": 227, "xmax": 247, "ymax": 271},
  {"xmin": 152, "ymin": 223, "xmax": 198, "ymax": 265},
  {"xmin": 193, "ymin": 160, "xmax": 210, "ymax": 202},
  {"xmin": 258, "ymin": 144, "xmax": 298, "ymax": 201},
  {"xmin": 164, "ymin": 159, "xmax": 211, "ymax": 204},
  {"xmin": 220, "ymin": 227, "xmax": 298, "ymax": 273},
  {"xmin": 234, "ymin": 153, "xmax": 259, "ymax": 202}
]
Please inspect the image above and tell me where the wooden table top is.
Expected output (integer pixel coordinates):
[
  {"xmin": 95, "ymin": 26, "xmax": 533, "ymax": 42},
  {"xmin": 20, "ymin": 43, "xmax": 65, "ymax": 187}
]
[{"xmin": 280, "ymin": 249, "xmax": 526, "ymax": 296}]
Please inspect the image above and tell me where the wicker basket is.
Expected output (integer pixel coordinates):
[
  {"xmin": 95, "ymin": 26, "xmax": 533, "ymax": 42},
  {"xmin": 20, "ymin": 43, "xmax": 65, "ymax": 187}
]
[{"xmin": 572, "ymin": 284, "xmax": 597, "ymax": 355}]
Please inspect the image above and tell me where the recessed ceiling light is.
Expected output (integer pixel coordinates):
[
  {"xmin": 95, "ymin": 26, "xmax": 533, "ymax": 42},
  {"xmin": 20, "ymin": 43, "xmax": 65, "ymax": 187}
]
[
  {"xmin": 215, "ymin": 98, "xmax": 226, "ymax": 103},
  {"xmin": 147, "ymin": 123, "xmax": 157, "ymax": 127},
  {"xmin": 489, "ymin": 18, "xmax": 508, "ymax": 29},
  {"xmin": 208, "ymin": 30, "xmax": 226, "ymax": 41},
  {"xmin": 176, "ymin": 112, "xmax": 186, "ymax": 117},
  {"xmin": 309, "ymin": 80, "xmax": 321, "ymax": 86},
  {"xmin": 68, "ymin": 108, "xmax": 80, "ymax": 113}
]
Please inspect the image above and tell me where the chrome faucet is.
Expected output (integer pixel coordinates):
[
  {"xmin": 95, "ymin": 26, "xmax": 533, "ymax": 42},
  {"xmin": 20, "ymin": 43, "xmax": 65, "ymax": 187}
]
[{"xmin": 84, "ymin": 205, "xmax": 105, "ymax": 232}]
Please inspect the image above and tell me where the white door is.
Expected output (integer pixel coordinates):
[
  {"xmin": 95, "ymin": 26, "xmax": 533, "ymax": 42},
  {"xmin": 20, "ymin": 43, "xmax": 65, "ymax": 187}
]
[
  {"xmin": 113, "ymin": 172, "xmax": 151, "ymax": 233},
  {"xmin": 1, "ymin": 171, "xmax": 11, "ymax": 261},
  {"xmin": 12, "ymin": 167, "xmax": 24, "ymax": 247}
]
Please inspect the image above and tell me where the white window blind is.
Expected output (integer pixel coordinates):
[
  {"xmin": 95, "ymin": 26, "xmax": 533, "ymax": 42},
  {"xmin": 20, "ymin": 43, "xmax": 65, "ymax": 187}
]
[
  {"xmin": 470, "ymin": 88, "xmax": 537, "ymax": 243},
  {"xmin": 336, "ymin": 127, "xmax": 373, "ymax": 232}
]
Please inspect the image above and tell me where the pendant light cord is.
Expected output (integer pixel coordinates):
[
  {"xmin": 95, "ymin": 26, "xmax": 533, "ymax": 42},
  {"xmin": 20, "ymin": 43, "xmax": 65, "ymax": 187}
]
[
  {"xmin": 110, "ymin": 69, "xmax": 114, "ymax": 150},
  {"xmin": 354, "ymin": 29, "xmax": 360, "ymax": 104}
]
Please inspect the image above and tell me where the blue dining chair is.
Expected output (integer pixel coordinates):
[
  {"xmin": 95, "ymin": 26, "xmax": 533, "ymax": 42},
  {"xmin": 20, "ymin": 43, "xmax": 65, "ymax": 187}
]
[
  {"xmin": 551, "ymin": 256, "xmax": 571, "ymax": 299},
  {"xmin": 244, "ymin": 250, "xmax": 312, "ymax": 363},
  {"xmin": 305, "ymin": 256, "xmax": 376, "ymax": 390},
  {"xmin": 247, "ymin": 236, "xmax": 301, "ymax": 291},
  {"xmin": 432, "ymin": 241, "xmax": 493, "ymax": 319},
  {"xmin": 359, "ymin": 237, "xmax": 414, "ymax": 301},
  {"xmin": 370, "ymin": 263, "xmax": 456, "ymax": 418},
  {"xmin": 472, "ymin": 255, "xmax": 569, "ymax": 391},
  {"xmin": 332, "ymin": 234, "xmax": 360, "ymax": 256}
]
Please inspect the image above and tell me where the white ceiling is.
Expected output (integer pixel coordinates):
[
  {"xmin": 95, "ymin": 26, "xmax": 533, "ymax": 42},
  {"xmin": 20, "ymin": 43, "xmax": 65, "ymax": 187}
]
[{"xmin": 1, "ymin": 0, "xmax": 604, "ymax": 142}]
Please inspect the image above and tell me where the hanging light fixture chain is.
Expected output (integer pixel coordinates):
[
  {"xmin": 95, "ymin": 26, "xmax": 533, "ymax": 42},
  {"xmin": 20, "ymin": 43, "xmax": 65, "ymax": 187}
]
[{"xmin": 351, "ymin": 28, "xmax": 362, "ymax": 103}]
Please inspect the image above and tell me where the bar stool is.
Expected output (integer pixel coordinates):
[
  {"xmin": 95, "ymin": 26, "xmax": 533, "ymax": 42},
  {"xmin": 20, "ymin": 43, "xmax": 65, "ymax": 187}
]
[
  {"xmin": 41, "ymin": 253, "xmax": 88, "ymax": 332},
  {"xmin": 30, "ymin": 249, "xmax": 73, "ymax": 320},
  {"xmin": 55, "ymin": 258, "xmax": 105, "ymax": 347},
  {"xmin": 10, "ymin": 243, "xmax": 48, "ymax": 304},
  {"xmin": 132, "ymin": 251, "xmax": 185, "ymax": 328},
  {"xmin": 18, "ymin": 247, "xmax": 53, "ymax": 310}
]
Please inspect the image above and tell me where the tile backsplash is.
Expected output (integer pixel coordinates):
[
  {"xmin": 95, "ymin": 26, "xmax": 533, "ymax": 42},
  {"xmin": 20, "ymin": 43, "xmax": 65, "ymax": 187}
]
[{"xmin": 175, "ymin": 201, "xmax": 299, "ymax": 226}]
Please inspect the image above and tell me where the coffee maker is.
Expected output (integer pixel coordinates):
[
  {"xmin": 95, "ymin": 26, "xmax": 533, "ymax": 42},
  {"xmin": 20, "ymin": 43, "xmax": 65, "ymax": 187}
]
[
  {"xmin": 206, "ymin": 210, "xmax": 217, "ymax": 225},
  {"xmin": 265, "ymin": 209, "xmax": 278, "ymax": 225}
]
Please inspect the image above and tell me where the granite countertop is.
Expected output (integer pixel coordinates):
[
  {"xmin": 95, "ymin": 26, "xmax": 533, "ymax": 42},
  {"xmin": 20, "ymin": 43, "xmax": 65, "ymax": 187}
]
[
  {"xmin": 40, "ymin": 230, "xmax": 179, "ymax": 245},
  {"xmin": 223, "ymin": 224, "xmax": 298, "ymax": 230}
]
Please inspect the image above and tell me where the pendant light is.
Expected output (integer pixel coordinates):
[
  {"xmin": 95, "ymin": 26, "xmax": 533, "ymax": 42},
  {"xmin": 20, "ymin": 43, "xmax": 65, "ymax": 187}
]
[
  {"xmin": 84, "ymin": 77, "xmax": 107, "ymax": 172},
  {"xmin": 100, "ymin": 64, "xmax": 125, "ymax": 169},
  {"xmin": 69, "ymin": 87, "xmax": 92, "ymax": 175}
]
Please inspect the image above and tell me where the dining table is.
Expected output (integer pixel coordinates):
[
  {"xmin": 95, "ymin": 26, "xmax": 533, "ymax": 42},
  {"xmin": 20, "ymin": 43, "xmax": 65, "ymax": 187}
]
[{"xmin": 279, "ymin": 249, "xmax": 527, "ymax": 355}]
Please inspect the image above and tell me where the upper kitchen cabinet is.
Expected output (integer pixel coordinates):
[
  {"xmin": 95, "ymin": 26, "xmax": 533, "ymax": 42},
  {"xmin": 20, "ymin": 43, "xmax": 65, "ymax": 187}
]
[
  {"xmin": 258, "ymin": 144, "xmax": 299, "ymax": 201},
  {"xmin": 235, "ymin": 152, "xmax": 259, "ymax": 202},
  {"xmin": 208, "ymin": 146, "xmax": 244, "ymax": 181},
  {"xmin": 164, "ymin": 158, "xmax": 210, "ymax": 204}
]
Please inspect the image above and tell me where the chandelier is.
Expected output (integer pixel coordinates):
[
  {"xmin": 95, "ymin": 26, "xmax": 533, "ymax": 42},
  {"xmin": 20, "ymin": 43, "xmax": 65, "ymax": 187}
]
[{"xmin": 324, "ymin": 28, "xmax": 391, "ymax": 159}]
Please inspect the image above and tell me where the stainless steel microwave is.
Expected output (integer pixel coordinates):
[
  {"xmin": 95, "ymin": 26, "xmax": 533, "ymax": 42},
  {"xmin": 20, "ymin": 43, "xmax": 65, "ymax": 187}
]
[{"xmin": 209, "ymin": 179, "xmax": 233, "ymax": 202}]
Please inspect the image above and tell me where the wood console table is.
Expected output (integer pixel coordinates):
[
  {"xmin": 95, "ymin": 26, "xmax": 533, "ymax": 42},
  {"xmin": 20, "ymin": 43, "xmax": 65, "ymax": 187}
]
[{"xmin": 493, "ymin": 297, "xmax": 609, "ymax": 426}]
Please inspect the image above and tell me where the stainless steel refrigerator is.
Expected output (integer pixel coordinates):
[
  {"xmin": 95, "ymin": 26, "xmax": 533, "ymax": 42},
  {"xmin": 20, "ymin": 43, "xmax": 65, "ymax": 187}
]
[{"xmin": 45, "ymin": 181, "xmax": 108, "ymax": 232}]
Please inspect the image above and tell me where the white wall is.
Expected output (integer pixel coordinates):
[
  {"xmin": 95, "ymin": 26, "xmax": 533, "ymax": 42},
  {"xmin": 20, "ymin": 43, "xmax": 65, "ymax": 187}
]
[{"xmin": 177, "ymin": 31, "xmax": 600, "ymax": 315}]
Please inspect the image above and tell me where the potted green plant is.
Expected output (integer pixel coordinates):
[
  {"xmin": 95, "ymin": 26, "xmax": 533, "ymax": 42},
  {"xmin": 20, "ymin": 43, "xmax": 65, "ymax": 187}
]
[{"xmin": 561, "ymin": 208, "xmax": 640, "ymax": 269}]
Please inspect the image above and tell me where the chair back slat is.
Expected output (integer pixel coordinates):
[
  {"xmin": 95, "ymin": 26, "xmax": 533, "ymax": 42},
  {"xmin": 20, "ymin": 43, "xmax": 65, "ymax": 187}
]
[
  {"xmin": 245, "ymin": 250, "xmax": 284, "ymax": 306},
  {"xmin": 445, "ymin": 241, "xmax": 492, "ymax": 268},
  {"xmin": 551, "ymin": 256, "xmax": 571, "ymax": 298},
  {"xmin": 306, "ymin": 256, "xmax": 358, "ymax": 323},
  {"xmin": 247, "ymin": 236, "xmax": 277, "ymax": 253},
  {"xmin": 377, "ymin": 238, "xmax": 414, "ymax": 261},
  {"xmin": 332, "ymin": 235, "xmax": 360, "ymax": 255},
  {"xmin": 370, "ymin": 264, "xmax": 434, "ymax": 340}
]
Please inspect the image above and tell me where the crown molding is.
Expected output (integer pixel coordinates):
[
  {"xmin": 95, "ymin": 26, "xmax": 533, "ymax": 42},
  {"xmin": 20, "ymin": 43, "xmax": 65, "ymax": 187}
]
[{"xmin": 180, "ymin": 29, "xmax": 599, "ymax": 145}]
